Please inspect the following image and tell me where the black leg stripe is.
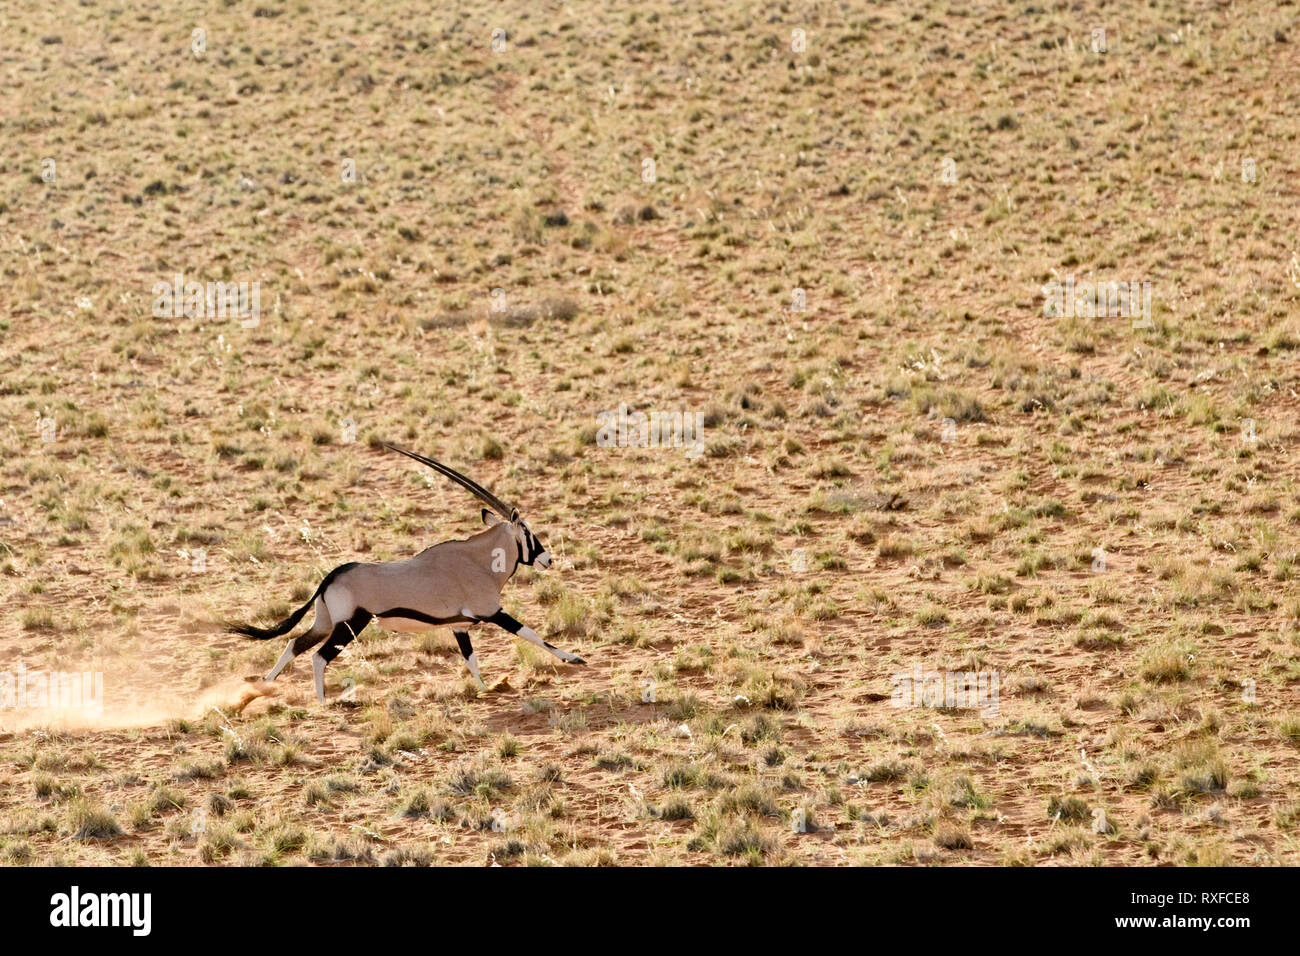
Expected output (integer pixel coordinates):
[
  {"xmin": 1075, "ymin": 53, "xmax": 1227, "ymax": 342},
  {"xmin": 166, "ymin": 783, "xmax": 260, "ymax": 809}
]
[
  {"xmin": 318, "ymin": 642, "xmax": 346, "ymax": 663},
  {"xmin": 452, "ymin": 630, "xmax": 474, "ymax": 658},
  {"xmin": 487, "ymin": 610, "xmax": 522, "ymax": 634},
  {"xmin": 318, "ymin": 610, "xmax": 370, "ymax": 663}
]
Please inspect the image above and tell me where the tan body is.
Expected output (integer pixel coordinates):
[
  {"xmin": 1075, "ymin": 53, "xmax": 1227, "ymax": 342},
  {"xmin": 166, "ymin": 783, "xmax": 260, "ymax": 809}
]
[
  {"xmin": 235, "ymin": 509, "xmax": 579, "ymax": 702},
  {"xmin": 339, "ymin": 522, "xmax": 520, "ymax": 632},
  {"xmin": 230, "ymin": 443, "xmax": 583, "ymax": 703}
]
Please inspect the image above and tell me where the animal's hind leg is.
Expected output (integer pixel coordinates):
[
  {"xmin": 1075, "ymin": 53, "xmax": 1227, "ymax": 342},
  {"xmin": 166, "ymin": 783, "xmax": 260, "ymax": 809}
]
[
  {"xmin": 264, "ymin": 599, "xmax": 330, "ymax": 681},
  {"xmin": 312, "ymin": 610, "xmax": 370, "ymax": 703},
  {"xmin": 264, "ymin": 639, "xmax": 297, "ymax": 682},
  {"xmin": 452, "ymin": 629, "xmax": 487, "ymax": 691},
  {"xmin": 486, "ymin": 610, "xmax": 585, "ymax": 665}
]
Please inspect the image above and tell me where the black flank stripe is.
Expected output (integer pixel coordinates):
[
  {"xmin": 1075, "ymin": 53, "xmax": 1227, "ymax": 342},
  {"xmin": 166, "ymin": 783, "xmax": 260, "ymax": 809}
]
[{"xmin": 376, "ymin": 608, "xmax": 475, "ymax": 626}]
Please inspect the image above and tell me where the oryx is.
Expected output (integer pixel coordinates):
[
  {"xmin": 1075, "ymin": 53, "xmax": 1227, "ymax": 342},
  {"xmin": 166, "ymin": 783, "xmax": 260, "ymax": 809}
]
[{"xmin": 227, "ymin": 442, "xmax": 584, "ymax": 701}]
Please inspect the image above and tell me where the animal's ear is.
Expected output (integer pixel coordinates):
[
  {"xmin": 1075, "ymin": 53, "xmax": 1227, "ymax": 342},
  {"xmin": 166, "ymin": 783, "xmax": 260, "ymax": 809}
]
[
  {"xmin": 510, "ymin": 508, "xmax": 519, "ymax": 523},
  {"xmin": 481, "ymin": 509, "xmax": 496, "ymax": 525}
]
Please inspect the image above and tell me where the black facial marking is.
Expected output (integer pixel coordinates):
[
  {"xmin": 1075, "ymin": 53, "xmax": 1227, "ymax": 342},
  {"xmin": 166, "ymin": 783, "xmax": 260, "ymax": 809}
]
[{"xmin": 512, "ymin": 522, "xmax": 543, "ymax": 565}]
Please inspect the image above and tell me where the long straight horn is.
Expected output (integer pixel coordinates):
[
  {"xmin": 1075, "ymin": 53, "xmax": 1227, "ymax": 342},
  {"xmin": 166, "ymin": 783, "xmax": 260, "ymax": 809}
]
[{"xmin": 380, "ymin": 441, "xmax": 514, "ymax": 518}]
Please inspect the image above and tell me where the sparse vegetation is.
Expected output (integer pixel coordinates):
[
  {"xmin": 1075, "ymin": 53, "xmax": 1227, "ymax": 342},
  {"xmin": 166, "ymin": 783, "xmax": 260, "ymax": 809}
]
[{"xmin": 0, "ymin": 0, "xmax": 1294, "ymax": 869}]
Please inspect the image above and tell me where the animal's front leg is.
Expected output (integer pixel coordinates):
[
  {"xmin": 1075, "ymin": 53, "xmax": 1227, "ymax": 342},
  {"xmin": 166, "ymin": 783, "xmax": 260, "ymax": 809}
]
[
  {"xmin": 452, "ymin": 629, "xmax": 488, "ymax": 691},
  {"xmin": 486, "ymin": 610, "xmax": 585, "ymax": 664}
]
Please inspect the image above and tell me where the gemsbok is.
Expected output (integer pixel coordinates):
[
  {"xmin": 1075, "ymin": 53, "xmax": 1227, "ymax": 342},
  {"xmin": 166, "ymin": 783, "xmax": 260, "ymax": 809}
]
[{"xmin": 228, "ymin": 442, "xmax": 584, "ymax": 701}]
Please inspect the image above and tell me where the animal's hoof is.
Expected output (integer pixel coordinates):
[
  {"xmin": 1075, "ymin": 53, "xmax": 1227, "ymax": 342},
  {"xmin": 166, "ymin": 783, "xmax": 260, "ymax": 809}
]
[{"xmin": 570, "ymin": 656, "xmax": 587, "ymax": 665}]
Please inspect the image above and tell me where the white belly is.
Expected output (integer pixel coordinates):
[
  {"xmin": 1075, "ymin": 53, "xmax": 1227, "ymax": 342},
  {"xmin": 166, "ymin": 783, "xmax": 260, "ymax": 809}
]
[{"xmin": 376, "ymin": 616, "xmax": 436, "ymax": 633}]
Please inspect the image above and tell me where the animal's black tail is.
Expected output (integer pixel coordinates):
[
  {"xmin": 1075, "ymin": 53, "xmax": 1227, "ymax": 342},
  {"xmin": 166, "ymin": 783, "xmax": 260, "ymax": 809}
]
[
  {"xmin": 228, "ymin": 582, "xmax": 325, "ymax": 640},
  {"xmin": 227, "ymin": 593, "xmax": 316, "ymax": 640},
  {"xmin": 226, "ymin": 563, "xmax": 358, "ymax": 640}
]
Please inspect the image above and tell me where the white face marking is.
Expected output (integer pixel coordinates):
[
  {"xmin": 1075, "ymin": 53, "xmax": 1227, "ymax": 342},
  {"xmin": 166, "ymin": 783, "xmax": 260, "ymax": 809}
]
[{"xmin": 516, "ymin": 523, "xmax": 548, "ymax": 566}]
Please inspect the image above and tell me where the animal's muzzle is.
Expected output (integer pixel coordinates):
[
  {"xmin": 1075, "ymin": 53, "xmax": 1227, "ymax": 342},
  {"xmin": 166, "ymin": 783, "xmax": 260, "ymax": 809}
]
[{"xmin": 535, "ymin": 551, "xmax": 551, "ymax": 569}]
